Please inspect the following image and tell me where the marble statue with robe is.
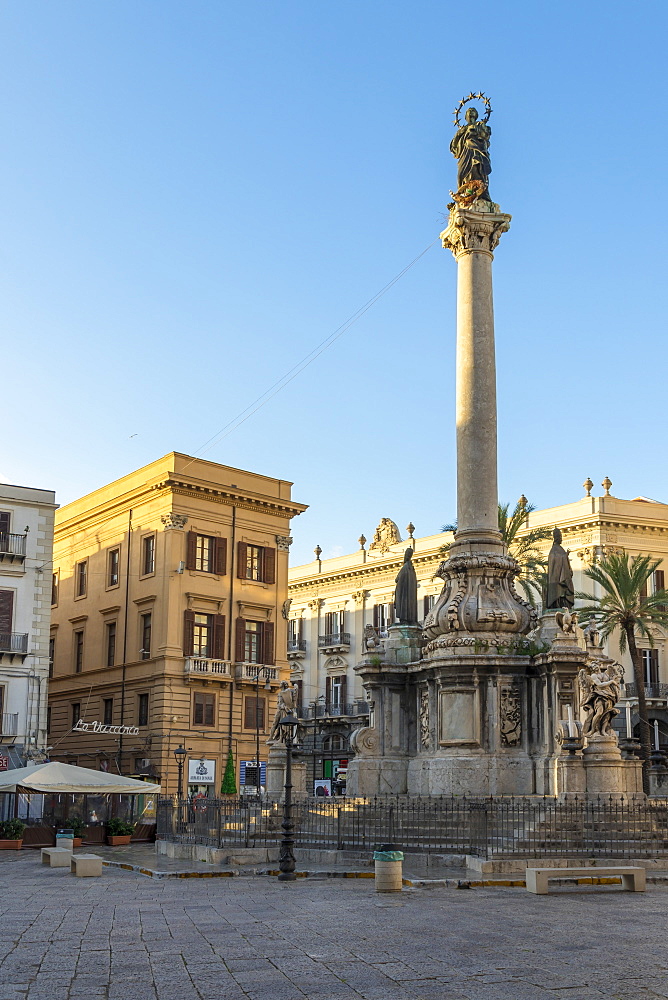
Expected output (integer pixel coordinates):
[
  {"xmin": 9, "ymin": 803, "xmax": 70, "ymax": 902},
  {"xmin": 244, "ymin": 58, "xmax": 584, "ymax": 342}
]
[
  {"xmin": 395, "ymin": 547, "xmax": 418, "ymax": 625},
  {"xmin": 546, "ymin": 527, "xmax": 574, "ymax": 609},
  {"xmin": 450, "ymin": 106, "xmax": 492, "ymax": 201}
]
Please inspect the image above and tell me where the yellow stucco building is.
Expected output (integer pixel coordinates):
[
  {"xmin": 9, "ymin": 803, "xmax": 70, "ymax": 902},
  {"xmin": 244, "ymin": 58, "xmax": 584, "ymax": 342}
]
[{"xmin": 47, "ymin": 453, "xmax": 306, "ymax": 796}]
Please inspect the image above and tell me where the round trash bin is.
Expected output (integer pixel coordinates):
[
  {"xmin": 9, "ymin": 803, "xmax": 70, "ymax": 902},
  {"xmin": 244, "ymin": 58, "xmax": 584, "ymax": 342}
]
[{"xmin": 373, "ymin": 843, "xmax": 404, "ymax": 892}]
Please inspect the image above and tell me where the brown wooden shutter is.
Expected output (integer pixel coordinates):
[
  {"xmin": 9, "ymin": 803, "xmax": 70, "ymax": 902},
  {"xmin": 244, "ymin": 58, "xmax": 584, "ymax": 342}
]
[
  {"xmin": 296, "ymin": 679, "xmax": 303, "ymax": 713},
  {"xmin": 389, "ymin": 602, "xmax": 395, "ymax": 624},
  {"xmin": 423, "ymin": 596, "xmax": 429, "ymax": 617},
  {"xmin": 185, "ymin": 531, "xmax": 197, "ymax": 570},
  {"xmin": 204, "ymin": 693, "xmax": 215, "ymax": 726},
  {"xmin": 262, "ymin": 547, "xmax": 276, "ymax": 585},
  {"xmin": 213, "ymin": 615, "xmax": 226, "ymax": 659},
  {"xmin": 235, "ymin": 618, "xmax": 246, "ymax": 662},
  {"xmin": 373, "ymin": 604, "xmax": 379, "ymax": 628},
  {"xmin": 262, "ymin": 621, "xmax": 275, "ymax": 665},
  {"xmin": 183, "ymin": 609, "xmax": 195, "ymax": 656},
  {"xmin": 0, "ymin": 590, "xmax": 14, "ymax": 634},
  {"xmin": 340, "ymin": 674, "xmax": 347, "ymax": 707},
  {"xmin": 257, "ymin": 697, "xmax": 265, "ymax": 730},
  {"xmin": 244, "ymin": 697, "xmax": 254, "ymax": 730},
  {"xmin": 237, "ymin": 542, "xmax": 247, "ymax": 580},
  {"xmin": 215, "ymin": 537, "xmax": 227, "ymax": 576},
  {"xmin": 325, "ymin": 675, "xmax": 331, "ymax": 706}
]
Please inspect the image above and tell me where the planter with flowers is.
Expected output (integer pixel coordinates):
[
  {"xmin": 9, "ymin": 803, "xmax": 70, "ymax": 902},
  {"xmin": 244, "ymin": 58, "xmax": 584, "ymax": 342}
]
[
  {"xmin": 105, "ymin": 818, "xmax": 135, "ymax": 846},
  {"xmin": 0, "ymin": 818, "xmax": 25, "ymax": 850}
]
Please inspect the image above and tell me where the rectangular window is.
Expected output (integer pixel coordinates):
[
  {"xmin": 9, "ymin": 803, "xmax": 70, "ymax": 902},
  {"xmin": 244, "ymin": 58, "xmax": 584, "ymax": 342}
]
[
  {"xmin": 237, "ymin": 543, "xmax": 275, "ymax": 584},
  {"xmin": 193, "ymin": 613, "xmax": 212, "ymax": 658},
  {"xmin": 288, "ymin": 619, "xmax": 302, "ymax": 643},
  {"xmin": 373, "ymin": 602, "xmax": 395, "ymax": 636},
  {"xmin": 48, "ymin": 636, "xmax": 55, "ymax": 678},
  {"xmin": 655, "ymin": 570, "xmax": 665, "ymax": 591},
  {"xmin": 103, "ymin": 698, "xmax": 113, "ymax": 726},
  {"xmin": 108, "ymin": 548, "xmax": 120, "ymax": 587},
  {"xmin": 324, "ymin": 610, "xmax": 344, "ymax": 637},
  {"xmin": 142, "ymin": 535, "xmax": 155, "ymax": 575},
  {"xmin": 193, "ymin": 692, "xmax": 216, "ymax": 727},
  {"xmin": 0, "ymin": 512, "xmax": 9, "ymax": 535},
  {"xmin": 244, "ymin": 696, "xmax": 265, "ymax": 731},
  {"xmin": 642, "ymin": 649, "xmax": 659, "ymax": 685},
  {"xmin": 331, "ymin": 675, "xmax": 343, "ymax": 706},
  {"xmin": 106, "ymin": 622, "xmax": 116, "ymax": 667},
  {"xmin": 195, "ymin": 534, "xmax": 214, "ymax": 573},
  {"xmin": 51, "ymin": 573, "xmax": 59, "ymax": 606},
  {"xmin": 138, "ymin": 693, "xmax": 149, "ymax": 727},
  {"xmin": 140, "ymin": 613, "xmax": 152, "ymax": 659},
  {"xmin": 0, "ymin": 590, "xmax": 13, "ymax": 636},
  {"xmin": 75, "ymin": 561, "xmax": 87, "ymax": 597},
  {"xmin": 72, "ymin": 702, "xmax": 81, "ymax": 727},
  {"xmin": 244, "ymin": 621, "xmax": 262, "ymax": 663},
  {"xmin": 74, "ymin": 631, "xmax": 84, "ymax": 673}
]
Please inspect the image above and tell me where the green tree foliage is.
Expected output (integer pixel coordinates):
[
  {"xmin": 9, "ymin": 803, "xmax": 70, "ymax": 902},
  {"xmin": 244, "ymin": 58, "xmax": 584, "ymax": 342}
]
[
  {"xmin": 440, "ymin": 499, "xmax": 552, "ymax": 605},
  {"xmin": 576, "ymin": 550, "xmax": 668, "ymax": 793},
  {"xmin": 221, "ymin": 748, "xmax": 237, "ymax": 795}
]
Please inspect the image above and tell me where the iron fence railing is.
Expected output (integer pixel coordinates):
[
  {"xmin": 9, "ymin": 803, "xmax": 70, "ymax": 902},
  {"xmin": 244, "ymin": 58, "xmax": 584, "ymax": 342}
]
[
  {"xmin": 300, "ymin": 702, "xmax": 370, "ymax": 719},
  {"xmin": 0, "ymin": 532, "xmax": 27, "ymax": 558},
  {"xmin": 0, "ymin": 633, "xmax": 28, "ymax": 654},
  {"xmin": 156, "ymin": 794, "xmax": 668, "ymax": 859},
  {"xmin": 287, "ymin": 639, "xmax": 307, "ymax": 652},
  {"xmin": 625, "ymin": 682, "xmax": 668, "ymax": 700}
]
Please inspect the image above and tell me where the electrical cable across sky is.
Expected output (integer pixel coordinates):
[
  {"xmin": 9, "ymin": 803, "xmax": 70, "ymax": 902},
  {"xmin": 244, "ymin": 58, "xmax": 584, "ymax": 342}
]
[{"xmin": 185, "ymin": 237, "xmax": 440, "ymax": 468}]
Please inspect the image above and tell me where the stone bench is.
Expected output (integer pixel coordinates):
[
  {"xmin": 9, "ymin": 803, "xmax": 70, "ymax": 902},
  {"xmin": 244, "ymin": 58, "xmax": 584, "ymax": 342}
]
[
  {"xmin": 70, "ymin": 854, "xmax": 103, "ymax": 877},
  {"xmin": 41, "ymin": 847, "xmax": 73, "ymax": 868},
  {"xmin": 525, "ymin": 866, "xmax": 646, "ymax": 895}
]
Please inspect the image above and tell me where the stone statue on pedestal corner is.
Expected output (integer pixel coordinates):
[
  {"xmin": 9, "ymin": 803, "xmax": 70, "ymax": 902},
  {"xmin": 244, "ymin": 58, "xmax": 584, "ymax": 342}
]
[
  {"xmin": 578, "ymin": 660, "xmax": 623, "ymax": 738},
  {"xmin": 268, "ymin": 680, "xmax": 299, "ymax": 742},
  {"xmin": 394, "ymin": 547, "xmax": 418, "ymax": 625},
  {"xmin": 546, "ymin": 528, "xmax": 575, "ymax": 609}
]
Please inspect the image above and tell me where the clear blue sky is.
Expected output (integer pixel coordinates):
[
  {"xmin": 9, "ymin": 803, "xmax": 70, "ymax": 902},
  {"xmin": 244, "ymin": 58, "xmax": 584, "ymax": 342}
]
[{"xmin": 1, "ymin": 2, "xmax": 666, "ymax": 564}]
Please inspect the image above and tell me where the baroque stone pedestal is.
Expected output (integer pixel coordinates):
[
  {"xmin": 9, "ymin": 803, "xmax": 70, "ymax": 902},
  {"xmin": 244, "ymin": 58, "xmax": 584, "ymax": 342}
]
[{"xmin": 583, "ymin": 734, "xmax": 643, "ymax": 795}]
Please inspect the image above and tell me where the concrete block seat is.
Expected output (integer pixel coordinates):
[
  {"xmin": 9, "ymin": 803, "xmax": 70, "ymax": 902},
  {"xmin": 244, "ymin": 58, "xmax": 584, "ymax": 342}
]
[
  {"xmin": 71, "ymin": 854, "xmax": 103, "ymax": 877},
  {"xmin": 41, "ymin": 847, "xmax": 73, "ymax": 868},
  {"xmin": 526, "ymin": 866, "xmax": 646, "ymax": 895}
]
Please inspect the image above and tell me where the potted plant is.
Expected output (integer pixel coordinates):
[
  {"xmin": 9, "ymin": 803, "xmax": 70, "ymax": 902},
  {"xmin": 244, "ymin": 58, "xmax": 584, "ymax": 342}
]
[
  {"xmin": 0, "ymin": 818, "xmax": 26, "ymax": 850},
  {"xmin": 67, "ymin": 817, "xmax": 86, "ymax": 847},
  {"xmin": 105, "ymin": 818, "xmax": 135, "ymax": 846}
]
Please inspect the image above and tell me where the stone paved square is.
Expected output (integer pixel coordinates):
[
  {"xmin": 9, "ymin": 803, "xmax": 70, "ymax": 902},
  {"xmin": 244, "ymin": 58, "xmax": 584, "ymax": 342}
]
[{"xmin": 1, "ymin": 855, "xmax": 667, "ymax": 999}]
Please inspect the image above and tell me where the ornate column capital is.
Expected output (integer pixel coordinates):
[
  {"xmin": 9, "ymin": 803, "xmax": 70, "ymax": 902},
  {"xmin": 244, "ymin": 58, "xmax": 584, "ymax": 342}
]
[
  {"xmin": 440, "ymin": 205, "xmax": 511, "ymax": 259},
  {"xmin": 351, "ymin": 589, "xmax": 368, "ymax": 606},
  {"xmin": 307, "ymin": 598, "xmax": 323, "ymax": 613},
  {"xmin": 161, "ymin": 513, "xmax": 188, "ymax": 530},
  {"xmin": 275, "ymin": 535, "xmax": 293, "ymax": 551}
]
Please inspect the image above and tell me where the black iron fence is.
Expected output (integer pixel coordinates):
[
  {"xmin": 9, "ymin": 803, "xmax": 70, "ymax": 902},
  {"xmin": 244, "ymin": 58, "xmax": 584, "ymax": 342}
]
[
  {"xmin": 157, "ymin": 794, "xmax": 668, "ymax": 859},
  {"xmin": 0, "ymin": 532, "xmax": 27, "ymax": 557},
  {"xmin": 625, "ymin": 682, "xmax": 668, "ymax": 700},
  {"xmin": 0, "ymin": 632, "xmax": 29, "ymax": 654}
]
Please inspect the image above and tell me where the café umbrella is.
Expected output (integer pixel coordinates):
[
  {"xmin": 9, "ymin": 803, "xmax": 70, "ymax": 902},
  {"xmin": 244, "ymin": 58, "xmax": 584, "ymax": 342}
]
[{"xmin": 0, "ymin": 761, "xmax": 160, "ymax": 794}]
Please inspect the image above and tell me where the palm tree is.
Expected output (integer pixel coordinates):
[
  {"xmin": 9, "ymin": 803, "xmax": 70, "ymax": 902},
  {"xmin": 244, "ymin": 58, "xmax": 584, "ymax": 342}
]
[
  {"xmin": 576, "ymin": 551, "xmax": 668, "ymax": 793},
  {"xmin": 440, "ymin": 498, "xmax": 552, "ymax": 606}
]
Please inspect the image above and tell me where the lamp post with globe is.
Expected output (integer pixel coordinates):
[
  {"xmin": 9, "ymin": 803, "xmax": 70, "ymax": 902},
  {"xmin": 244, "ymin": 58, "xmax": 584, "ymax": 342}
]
[{"xmin": 277, "ymin": 712, "xmax": 299, "ymax": 881}]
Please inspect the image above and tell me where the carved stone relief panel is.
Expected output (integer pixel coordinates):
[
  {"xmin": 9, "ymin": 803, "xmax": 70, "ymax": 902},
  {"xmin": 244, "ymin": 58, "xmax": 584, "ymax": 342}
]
[
  {"xmin": 438, "ymin": 689, "xmax": 478, "ymax": 745},
  {"xmin": 499, "ymin": 684, "xmax": 521, "ymax": 747},
  {"xmin": 419, "ymin": 688, "xmax": 430, "ymax": 750}
]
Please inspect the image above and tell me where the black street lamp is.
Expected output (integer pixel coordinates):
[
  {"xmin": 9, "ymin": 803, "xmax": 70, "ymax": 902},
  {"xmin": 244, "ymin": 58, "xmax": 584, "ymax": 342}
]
[
  {"xmin": 173, "ymin": 744, "xmax": 187, "ymax": 800},
  {"xmin": 277, "ymin": 712, "xmax": 299, "ymax": 882}
]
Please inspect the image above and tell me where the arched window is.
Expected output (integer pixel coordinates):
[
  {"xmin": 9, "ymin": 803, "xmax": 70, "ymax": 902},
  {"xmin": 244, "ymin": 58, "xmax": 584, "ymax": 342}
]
[{"xmin": 323, "ymin": 734, "xmax": 344, "ymax": 752}]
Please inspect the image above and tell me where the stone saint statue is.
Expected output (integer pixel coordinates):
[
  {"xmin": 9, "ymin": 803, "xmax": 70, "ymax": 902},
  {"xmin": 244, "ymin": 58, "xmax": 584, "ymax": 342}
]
[
  {"xmin": 546, "ymin": 527, "xmax": 575, "ymax": 609},
  {"xmin": 268, "ymin": 680, "xmax": 299, "ymax": 742},
  {"xmin": 450, "ymin": 106, "xmax": 492, "ymax": 202},
  {"xmin": 394, "ymin": 547, "xmax": 418, "ymax": 625}
]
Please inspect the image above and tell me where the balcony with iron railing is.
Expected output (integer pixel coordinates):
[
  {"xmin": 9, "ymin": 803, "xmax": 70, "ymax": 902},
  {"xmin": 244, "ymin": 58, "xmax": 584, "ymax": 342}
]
[
  {"xmin": 625, "ymin": 682, "xmax": 668, "ymax": 701},
  {"xmin": 302, "ymin": 701, "xmax": 370, "ymax": 719},
  {"xmin": 318, "ymin": 632, "xmax": 351, "ymax": 653},
  {"xmin": 235, "ymin": 663, "xmax": 280, "ymax": 684},
  {"xmin": 1, "ymin": 713, "xmax": 19, "ymax": 737},
  {"xmin": 0, "ymin": 532, "xmax": 27, "ymax": 564},
  {"xmin": 287, "ymin": 638, "xmax": 307, "ymax": 659},
  {"xmin": 184, "ymin": 657, "xmax": 232, "ymax": 680},
  {"xmin": 0, "ymin": 633, "xmax": 29, "ymax": 660}
]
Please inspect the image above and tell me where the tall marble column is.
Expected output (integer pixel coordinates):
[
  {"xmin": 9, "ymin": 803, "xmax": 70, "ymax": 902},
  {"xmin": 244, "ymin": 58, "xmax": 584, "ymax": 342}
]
[{"xmin": 422, "ymin": 203, "xmax": 534, "ymax": 650}]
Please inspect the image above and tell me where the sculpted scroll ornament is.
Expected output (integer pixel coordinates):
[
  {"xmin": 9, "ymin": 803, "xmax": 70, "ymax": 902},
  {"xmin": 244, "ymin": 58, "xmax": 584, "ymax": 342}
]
[
  {"xmin": 369, "ymin": 518, "xmax": 401, "ymax": 553},
  {"xmin": 419, "ymin": 689, "xmax": 431, "ymax": 749},
  {"xmin": 350, "ymin": 726, "xmax": 379, "ymax": 756}
]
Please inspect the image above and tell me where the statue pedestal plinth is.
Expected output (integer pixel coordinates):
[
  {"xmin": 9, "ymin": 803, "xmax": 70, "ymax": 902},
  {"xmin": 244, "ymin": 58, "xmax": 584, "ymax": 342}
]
[{"xmin": 583, "ymin": 734, "xmax": 643, "ymax": 796}]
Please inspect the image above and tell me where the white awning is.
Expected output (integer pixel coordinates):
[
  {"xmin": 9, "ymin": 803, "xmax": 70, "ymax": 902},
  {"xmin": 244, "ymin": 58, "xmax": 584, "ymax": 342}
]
[{"xmin": 0, "ymin": 761, "xmax": 160, "ymax": 794}]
